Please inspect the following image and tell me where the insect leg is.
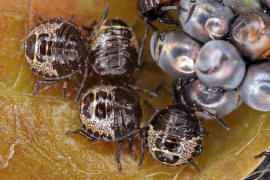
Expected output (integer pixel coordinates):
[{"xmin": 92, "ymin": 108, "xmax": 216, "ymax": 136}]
[
  {"xmin": 65, "ymin": 129, "xmax": 97, "ymax": 141},
  {"xmin": 254, "ymin": 151, "xmax": 270, "ymax": 159},
  {"xmin": 128, "ymin": 137, "xmax": 137, "ymax": 160},
  {"xmin": 190, "ymin": 162, "xmax": 200, "ymax": 173},
  {"xmin": 116, "ymin": 141, "xmax": 123, "ymax": 172},
  {"xmin": 127, "ymin": 84, "xmax": 160, "ymax": 97},
  {"xmin": 138, "ymin": 128, "xmax": 146, "ymax": 168},
  {"xmin": 33, "ymin": 79, "xmax": 59, "ymax": 96},
  {"xmin": 74, "ymin": 66, "xmax": 88, "ymax": 103},
  {"xmin": 33, "ymin": 13, "xmax": 43, "ymax": 23},
  {"xmin": 138, "ymin": 25, "xmax": 149, "ymax": 66}
]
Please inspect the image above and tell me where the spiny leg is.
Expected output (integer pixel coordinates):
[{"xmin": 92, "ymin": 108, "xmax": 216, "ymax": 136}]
[
  {"xmin": 127, "ymin": 84, "xmax": 160, "ymax": 97},
  {"xmin": 198, "ymin": 109, "xmax": 230, "ymax": 131},
  {"xmin": 116, "ymin": 141, "xmax": 123, "ymax": 172},
  {"xmin": 138, "ymin": 129, "xmax": 146, "ymax": 168},
  {"xmin": 190, "ymin": 162, "xmax": 200, "ymax": 173},
  {"xmin": 129, "ymin": 81, "xmax": 171, "ymax": 101},
  {"xmin": 254, "ymin": 151, "xmax": 270, "ymax": 159},
  {"xmin": 128, "ymin": 137, "xmax": 137, "ymax": 160},
  {"xmin": 160, "ymin": 5, "xmax": 179, "ymax": 11},
  {"xmin": 138, "ymin": 17, "xmax": 158, "ymax": 67},
  {"xmin": 57, "ymin": 17, "xmax": 76, "ymax": 27},
  {"xmin": 160, "ymin": 5, "xmax": 189, "ymax": 12},
  {"xmin": 185, "ymin": 4, "xmax": 196, "ymax": 24},
  {"xmin": 33, "ymin": 80, "xmax": 59, "ymax": 96},
  {"xmin": 87, "ymin": 6, "xmax": 110, "ymax": 40},
  {"xmin": 113, "ymin": 129, "xmax": 141, "ymax": 142},
  {"xmin": 65, "ymin": 129, "xmax": 97, "ymax": 141},
  {"xmin": 137, "ymin": 25, "xmax": 149, "ymax": 66},
  {"xmin": 33, "ymin": 13, "xmax": 43, "ymax": 23},
  {"xmin": 74, "ymin": 66, "xmax": 89, "ymax": 103},
  {"xmin": 139, "ymin": 81, "xmax": 171, "ymax": 112},
  {"xmin": 95, "ymin": 5, "xmax": 110, "ymax": 30},
  {"xmin": 214, "ymin": 116, "xmax": 230, "ymax": 131},
  {"xmin": 158, "ymin": 18, "xmax": 179, "ymax": 26}
]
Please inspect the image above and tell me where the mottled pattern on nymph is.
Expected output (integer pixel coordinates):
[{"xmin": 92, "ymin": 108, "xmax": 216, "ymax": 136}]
[
  {"xmin": 25, "ymin": 18, "xmax": 87, "ymax": 80},
  {"xmin": 145, "ymin": 105, "xmax": 203, "ymax": 166},
  {"xmin": 79, "ymin": 85, "xmax": 142, "ymax": 141},
  {"xmin": 89, "ymin": 18, "xmax": 139, "ymax": 84}
]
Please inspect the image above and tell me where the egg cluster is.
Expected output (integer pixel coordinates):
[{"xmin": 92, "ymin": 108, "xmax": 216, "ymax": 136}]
[
  {"xmin": 138, "ymin": 0, "xmax": 270, "ymax": 172},
  {"xmin": 148, "ymin": 0, "xmax": 270, "ymax": 113}
]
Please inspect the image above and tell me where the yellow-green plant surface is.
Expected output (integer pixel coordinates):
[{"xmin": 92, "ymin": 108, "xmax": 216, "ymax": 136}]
[{"xmin": 0, "ymin": 0, "xmax": 270, "ymax": 179}]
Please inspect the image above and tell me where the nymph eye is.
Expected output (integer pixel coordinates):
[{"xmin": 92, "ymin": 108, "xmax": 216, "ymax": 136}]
[
  {"xmin": 230, "ymin": 11, "xmax": 270, "ymax": 61},
  {"xmin": 195, "ymin": 40, "xmax": 246, "ymax": 90},
  {"xmin": 180, "ymin": 79, "xmax": 243, "ymax": 118},
  {"xmin": 239, "ymin": 61, "xmax": 270, "ymax": 111},
  {"xmin": 223, "ymin": 0, "xmax": 262, "ymax": 14},
  {"xmin": 150, "ymin": 30, "xmax": 201, "ymax": 79},
  {"xmin": 178, "ymin": 0, "xmax": 234, "ymax": 42}
]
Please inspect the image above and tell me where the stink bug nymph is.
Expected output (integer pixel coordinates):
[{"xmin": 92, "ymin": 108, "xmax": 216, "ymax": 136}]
[
  {"xmin": 24, "ymin": 15, "xmax": 89, "ymax": 97},
  {"xmin": 75, "ymin": 6, "xmax": 143, "ymax": 102},
  {"xmin": 89, "ymin": 18, "xmax": 140, "ymax": 84},
  {"xmin": 66, "ymin": 84, "xmax": 142, "ymax": 171},
  {"xmin": 139, "ymin": 104, "xmax": 204, "ymax": 172},
  {"xmin": 75, "ymin": 6, "xmax": 159, "ymax": 102}
]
